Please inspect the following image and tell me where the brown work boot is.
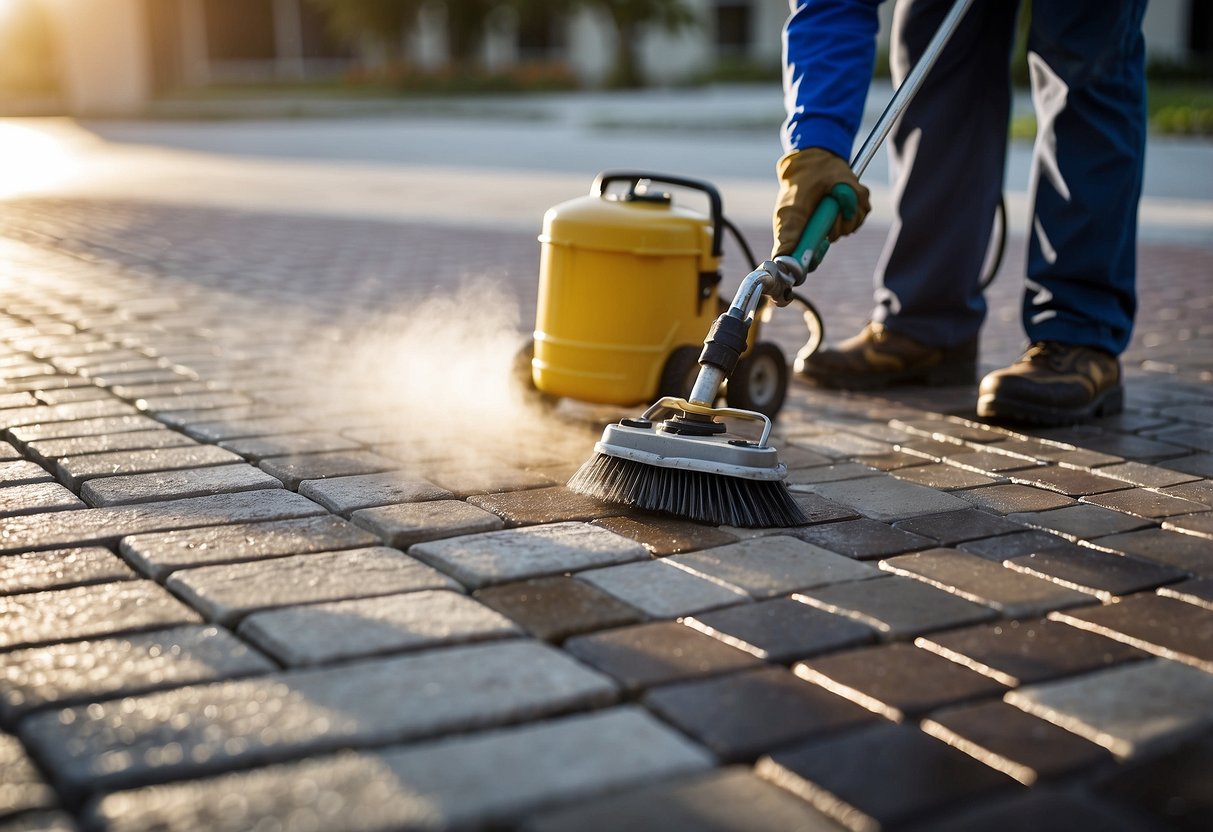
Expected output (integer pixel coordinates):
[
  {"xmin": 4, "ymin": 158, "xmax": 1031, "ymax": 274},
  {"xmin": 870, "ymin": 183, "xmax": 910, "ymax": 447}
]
[
  {"xmin": 977, "ymin": 341, "xmax": 1123, "ymax": 425},
  {"xmin": 795, "ymin": 322, "xmax": 978, "ymax": 389}
]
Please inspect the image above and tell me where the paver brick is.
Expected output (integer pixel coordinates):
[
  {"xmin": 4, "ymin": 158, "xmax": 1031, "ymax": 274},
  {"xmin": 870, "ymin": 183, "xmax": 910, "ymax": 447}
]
[
  {"xmin": 183, "ymin": 416, "xmax": 315, "ymax": 443},
  {"xmin": 1081, "ymin": 487, "xmax": 1209, "ymax": 520},
  {"xmin": 0, "ymin": 625, "xmax": 274, "ymax": 722},
  {"xmin": 891, "ymin": 509, "xmax": 1027, "ymax": 546},
  {"xmin": 258, "ymin": 450, "xmax": 400, "ymax": 489},
  {"xmin": 1051, "ymin": 592, "xmax": 1213, "ymax": 671},
  {"xmin": 590, "ymin": 515, "xmax": 738, "ymax": 556},
  {"xmin": 564, "ymin": 621, "xmax": 762, "ymax": 692},
  {"xmin": 0, "ymin": 732, "xmax": 56, "ymax": 818},
  {"xmin": 0, "ymin": 547, "xmax": 134, "ymax": 595},
  {"xmin": 922, "ymin": 700, "xmax": 1113, "ymax": 785},
  {"xmin": 795, "ymin": 575, "xmax": 996, "ymax": 638},
  {"xmin": 6, "ymin": 414, "xmax": 167, "ymax": 445},
  {"xmin": 943, "ymin": 449, "xmax": 1044, "ymax": 475},
  {"xmin": 1004, "ymin": 549, "xmax": 1185, "ymax": 600},
  {"xmin": 239, "ymin": 589, "xmax": 520, "ymax": 666},
  {"xmin": 578, "ymin": 560, "xmax": 749, "ymax": 618},
  {"xmin": 55, "ymin": 445, "xmax": 243, "ymax": 488},
  {"xmin": 926, "ymin": 786, "xmax": 1153, "ymax": 832},
  {"xmin": 685, "ymin": 597, "xmax": 875, "ymax": 662},
  {"xmin": 788, "ymin": 518, "xmax": 934, "ymax": 560},
  {"xmin": 1157, "ymin": 577, "xmax": 1213, "ymax": 609},
  {"xmin": 23, "ymin": 429, "xmax": 197, "ymax": 464},
  {"xmin": 1005, "ymin": 658, "xmax": 1213, "ymax": 758},
  {"xmin": 756, "ymin": 723, "xmax": 1020, "ymax": 831},
  {"xmin": 0, "ymin": 580, "xmax": 200, "ymax": 650},
  {"xmin": 519, "ymin": 766, "xmax": 841, "ymax": 832},
  {"xmin": 1094, "ymin": 731, "xmax": 1213, "ymax": 831},
  {"xmin": 410, "ymin": 521, "xmax": 648, "ymax": 589},
  {"xmin": 882, "ymin": 548, "xmax": 1095, "ymax": 617},
  {"xmin": 119, "ymin": 514, "xmax": 378, "ymax": 579},
  {"xmin": 1007, "ymin": 466, "xmax": 1131, "ymax": 497},
  {"xmin": 351, "ymin": 499, "xmax": 505, "ymax": 548},
  {"xmin": 957, "ymin": 529, "xmax": 1088, "ymax": 561},
  {"xmin": 472, "ymin": 576, "xmax": 644, "ymax": 642},
  {"xmin": 297, "ymin": 471, "xmax": 452, "ymax": 515},
  {"xmin": 86, "ymin": 707, "xmax": 709, "ymax": 832},
  {"xmin": 794, "ymin": 642, "xmax": 1006, "ymax": 720},
  {"xmin": 468, "ymin": 486, "xmax": 628, "ymax": 526},
  {"xmin": 218, "ymin": 431, "xmax": 363, "ymax": 461},
  {"xmin": 952, "ymin": 480, "xmax": 1081, "ymax": 514},
  {"xmin": 891, "ymin": 463, "xmax": 1004, "ymax": 490},
  {"xmin": 0, "ymin": 398, "xmax": 138, "ymax": 428},
  {"xmin": 644, "ymin": 665, "xmax": 878, "ymax": 763},
  {"xmin": 168, "ymin": 547, "xmax": 460, "ymax": 625},
  {"xmin": 0, "ymin": 490, "xmax": 327, "ymax": 554},
  {"xmin": 0, "ymin": 482, "xmax": 85, "ymax": 516},
  {"xmin": 81, "ymin": 463, "xmax": 284, "ymax": 507},
  {"xmin": 1007, "ymin": 503, "xmax": 1156, "ymax": 541},
  {"xmin": 1097, "ymin": 460, "xmax": 1202, "ymax": 489},
  {"xmin": 915, "ymin": 617, "xmax": 1147, "ymax": 686},
  {"xmin": 793, "ymin": 475, "xmax": 972, "ymax": 522},
  {"xmin": 1162, "ymin": 510, "xmax": 1213, "ymax": 539},
  {"xmin": 424, "ymin": 464, "xmax": 555, "ymax": 497},
  {"xmin": 667, "ymin": 536, "xmax": 880, "ymax": 599},
  {"xmin": 0, "ymin": 461, "xmax": 53, "ymax": 486},
  {"xmin": 1090, "ymin": 527, "xmax": 1213, "ymax": 575},
  {"xmin": 135, "ymin": 391, "xmax": 251, "ymax": 413},
  {"xmin": 786, "ymin": 462, "xmax": 883, "ymax": 485},
  {"xmin": 22, "ymin": 640, "xmax": 617, "ymax": 796}
]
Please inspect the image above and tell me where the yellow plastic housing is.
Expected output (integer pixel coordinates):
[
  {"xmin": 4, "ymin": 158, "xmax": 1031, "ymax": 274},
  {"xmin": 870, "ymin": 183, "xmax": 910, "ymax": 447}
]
[{"xmin": 533, "ymin": 192, "xmax": 721, "ymax": 405}]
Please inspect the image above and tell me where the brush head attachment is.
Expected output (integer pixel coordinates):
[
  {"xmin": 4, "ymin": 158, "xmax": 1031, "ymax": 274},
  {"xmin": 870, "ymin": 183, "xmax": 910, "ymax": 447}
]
[{"xmin": 567, "ymin": 401, "xmax": 807, "ymax": 528}]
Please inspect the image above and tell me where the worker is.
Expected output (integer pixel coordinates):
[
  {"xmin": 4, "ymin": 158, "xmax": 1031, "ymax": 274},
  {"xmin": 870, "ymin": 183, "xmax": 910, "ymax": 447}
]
[{"xmin": 773, "ymin": 0, "xmax": 1147, "ymax": 426}]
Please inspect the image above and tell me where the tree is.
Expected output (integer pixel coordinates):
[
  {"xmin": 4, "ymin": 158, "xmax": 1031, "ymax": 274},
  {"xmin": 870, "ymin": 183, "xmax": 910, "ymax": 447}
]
[
  {"xmin": 304, "ymin": 0, "xmax": 421, "ymax": 69},
  {"xmin": 573, "ymin": 0, "xmax": 697, "ymax": 88}
]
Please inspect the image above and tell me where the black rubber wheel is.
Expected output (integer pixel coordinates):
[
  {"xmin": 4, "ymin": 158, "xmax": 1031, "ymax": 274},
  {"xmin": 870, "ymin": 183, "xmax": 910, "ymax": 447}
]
[
  {"xmin": 657, "ymin": 345, "xmax": 702, "ymax": 400},
  {"xmin": 726, "ymin": 341, "xmax": 787, "ymax": 419}
]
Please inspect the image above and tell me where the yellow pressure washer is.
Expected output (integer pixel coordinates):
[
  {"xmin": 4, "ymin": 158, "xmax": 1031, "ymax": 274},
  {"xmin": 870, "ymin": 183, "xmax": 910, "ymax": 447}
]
[{"xmin": 521, "ymin": 171, "xmax": 821, "ymax": 419}]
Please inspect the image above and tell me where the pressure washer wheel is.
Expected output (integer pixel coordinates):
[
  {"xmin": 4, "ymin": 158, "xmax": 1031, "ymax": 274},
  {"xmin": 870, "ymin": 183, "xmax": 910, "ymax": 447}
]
[
  {"xmin": 657, "ymin": 345, "xmax": 702, "ymax": 400},
  {"xmin": 726, "ymin": 341, "xmax": 787, "ymax": 419}
]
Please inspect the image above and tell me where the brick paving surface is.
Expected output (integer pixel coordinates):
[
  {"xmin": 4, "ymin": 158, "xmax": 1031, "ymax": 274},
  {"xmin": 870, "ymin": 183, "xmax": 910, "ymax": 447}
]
[{"xmin": 0, "ymin": 185, "xmax": 1210, "ymax": 831}]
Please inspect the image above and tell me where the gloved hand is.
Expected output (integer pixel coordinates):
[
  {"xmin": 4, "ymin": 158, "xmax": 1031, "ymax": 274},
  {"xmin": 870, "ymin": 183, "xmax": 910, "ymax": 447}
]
[{"xmin": 772, "ymin": 147, "xmax": 871, "ymax": 257}]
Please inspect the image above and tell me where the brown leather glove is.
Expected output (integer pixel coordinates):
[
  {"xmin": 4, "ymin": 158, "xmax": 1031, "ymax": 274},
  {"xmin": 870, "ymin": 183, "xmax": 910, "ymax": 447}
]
[{"xmin": 772, "ymin": 147, "xmax": 872, "ymax": 257}]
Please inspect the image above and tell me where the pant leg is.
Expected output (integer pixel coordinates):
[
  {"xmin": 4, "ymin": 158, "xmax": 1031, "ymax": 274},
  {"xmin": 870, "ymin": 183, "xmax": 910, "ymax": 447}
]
[
  {"xmin": 1024, "ymin": 0, "xmax": 1147, "ymax": 355},
  {"xmin": 872, "ymin": 0, "xmax": 1020, "ymax": 348}
]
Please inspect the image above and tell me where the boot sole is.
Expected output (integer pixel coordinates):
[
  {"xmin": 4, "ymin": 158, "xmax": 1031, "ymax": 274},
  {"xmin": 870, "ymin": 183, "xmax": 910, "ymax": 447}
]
[
  {"xmin": 976, "ymin": 384, "xmax": 1124, "ymax": 426},
  {"xmin": 798, "ymin": 362, "xmax": 978, "ymax": 390}
]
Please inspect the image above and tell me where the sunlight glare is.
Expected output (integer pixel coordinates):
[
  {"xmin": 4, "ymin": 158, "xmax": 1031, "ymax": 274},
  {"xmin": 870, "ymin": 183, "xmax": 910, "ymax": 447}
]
[{"xmin": 0, "ymin": 122, "xmax": 78, "ymax": 198}]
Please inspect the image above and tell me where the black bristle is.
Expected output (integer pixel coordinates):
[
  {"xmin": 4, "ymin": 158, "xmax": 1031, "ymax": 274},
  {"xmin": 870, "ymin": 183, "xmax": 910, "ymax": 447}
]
[{"xmin": 568, "ymin": 453, "xmax": 808, "ymax": 528}]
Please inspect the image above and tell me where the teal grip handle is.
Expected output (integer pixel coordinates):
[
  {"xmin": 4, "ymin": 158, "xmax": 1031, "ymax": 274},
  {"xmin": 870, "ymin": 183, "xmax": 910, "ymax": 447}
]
[{"xmin": 791, "ymin": 183, "xmax": 859, "ymax": 274}]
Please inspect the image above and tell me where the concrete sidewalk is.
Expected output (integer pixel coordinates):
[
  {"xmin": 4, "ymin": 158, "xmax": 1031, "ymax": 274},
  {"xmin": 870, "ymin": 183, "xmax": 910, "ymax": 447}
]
[{"xmin": 0, "ymin": 108, "xmax": 1211, "ymax": 830}]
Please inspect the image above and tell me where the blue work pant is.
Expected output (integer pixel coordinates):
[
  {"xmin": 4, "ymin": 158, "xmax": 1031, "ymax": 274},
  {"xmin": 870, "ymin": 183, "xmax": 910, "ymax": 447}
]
[{"xmin": 873, "ymin": 0, "xmax": 1147, "ymax": 355}]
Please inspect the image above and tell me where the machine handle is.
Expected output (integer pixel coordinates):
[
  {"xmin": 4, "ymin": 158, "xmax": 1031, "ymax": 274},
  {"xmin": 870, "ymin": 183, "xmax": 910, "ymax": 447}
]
[
  {"xmin": 592, "ymin": 171, "xmax": 724, "ymax": 258},
  {"xmin": 790, "ymin": 183, "xmax": 858, "ymax": 275}
]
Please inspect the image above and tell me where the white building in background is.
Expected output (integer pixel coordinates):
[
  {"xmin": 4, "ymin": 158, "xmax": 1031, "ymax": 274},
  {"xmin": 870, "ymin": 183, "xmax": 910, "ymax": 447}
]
[{"xmin": 29, "ymin": 0, "xmax": 1213, "ymax": 115}]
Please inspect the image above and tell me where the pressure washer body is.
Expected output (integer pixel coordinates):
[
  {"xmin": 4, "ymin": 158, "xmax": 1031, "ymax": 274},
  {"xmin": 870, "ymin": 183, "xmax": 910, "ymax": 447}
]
[{"xmin": 530, "ymin": 173, "xmax": 789, "ymax": 419}]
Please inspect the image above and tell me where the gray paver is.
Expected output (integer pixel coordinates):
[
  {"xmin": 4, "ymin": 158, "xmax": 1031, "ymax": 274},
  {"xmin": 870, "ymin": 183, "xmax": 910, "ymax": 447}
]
[
  {"xmin": 218, "ymin": 431, "xmax": 363, "ymax": 461},
  {"xmin": 891, "ymin": 509, "xmax": 1027, "ymax": 546},
  {"xmin": 0, "ymin": 625, "xmax": 275, "ymax": 722},
  {"xmin": 955, "ymin": 484, "xmax": 1078, "ymax": 515},
  {"xmin": 119, "ymin": 514, "xmax": 378, "ymax": 579},
  {"xmin": 22, "ymin": 640, "xmax": 617, "ymax": 796},
  {"xmin": 56, "ymin": 445, "xmax": 243, "ymax": 488},
  {"xmin": 0, "ymin": 460, "xmax": 53, "ymax": 486},
  {"xmin": 167, "ymin": 547, "xmax": 460, "ymax": 625},
  {"xmin": 0, "ymin": 732, "xmax": 57, "ymax": 817},
  {"xmin": 795, "ymin": 575, "xmax": 996, "ymax": 638},
  {"xmin": 0, "ymin": 547, "xmax": 134, "ymax": 595},
  {"xmin": 6, "ymin": 414, "xmax": 166, "ymax": 444},
  {"xmin": 472, "ymin": 577, "xmax": 645, "ymax": 642},
  {"xmin": 881, "ymin": 549, "xmax": 1096, "ymax": 618},
  {"xmin": 81, "ymin": 463, "xmax": 283, "ymax": 507},
  {"xmin": 411, "ymin": 522, "xmax": 649, "ymax": 589},
  {"xmin": 86, "ymin": 707, "xmax": 710, "ymax": 832},
  {"xmin": 0, "ymin": 490, "xmax": 327, "ymax": 554},
  {"xmin": 578, "ymin": 560, "xmax": 750, "ymax": 618},
  {"xmin": 1005, "ymin": 658, "xmax": 1213, "ymax": 759},
  {"xmin": 1050, "ymin": 593, "xmax": 1213, "ymax": 671},
  {"xmin": 351, "ymin": 499, "xmax": 504, "ymax": 548},
  {"xmin": 685, "ymin": 597, "xmax": 876, "ymax": 662},
  {"xmin": 793, "ymin": 475, "xmax": 972, "ymax": 521},
  {"xmin": 24, "ymin": 429, "xmax": 197, "ymax": 464},
  {"xmin": 790, "ymin": 518, "xmax": 935, "ymax": 560},
  {"xmin": 0, "ymin": 481, "xmax": 85, "ymax": 516},
  {"xmin": 591, "ymin": 515, "xmax": 739, "ymax": 556},
  {"xmin": 0, "ymin": 399, "xmax": 138, "ymax": 428},
  {"xmin": 239, "ymin": 589, "xmax": 520, "ymax": 666},
  {"xmin": 0, "ymin": 580, "xmax": 201, "ymax": 650},
  {"xmin": 1090, "ymin": 528, "xmax": 1213, "ymax": 575},
  {"xmin": 183, "ymin": 416, "xmax": 315, "ymax": 443},
  {"xmin": 1008, "ymin": 504, "xmax": 1157, "ymax": 540},
  {"xmin": 521, "ymin": 766, "xmax": 841, "ymax": 832},
  {"xmin": 1081, "ymin": 487, "xmax": 1209, "ymax": 520},
  {"xmin": 668, "ymin": 536, "xmax": 881, "ymax": 598},
  {"xmin": 298, "ymin": 471, "xmax": 452, "ymax": 514},
  {"xmin": 258, "ymin": 451, "xmax": 399, "ymax": 489},
  {"xmin": 1004, "ymin": 549, "xmax": 1185, "ymax": 600}
]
